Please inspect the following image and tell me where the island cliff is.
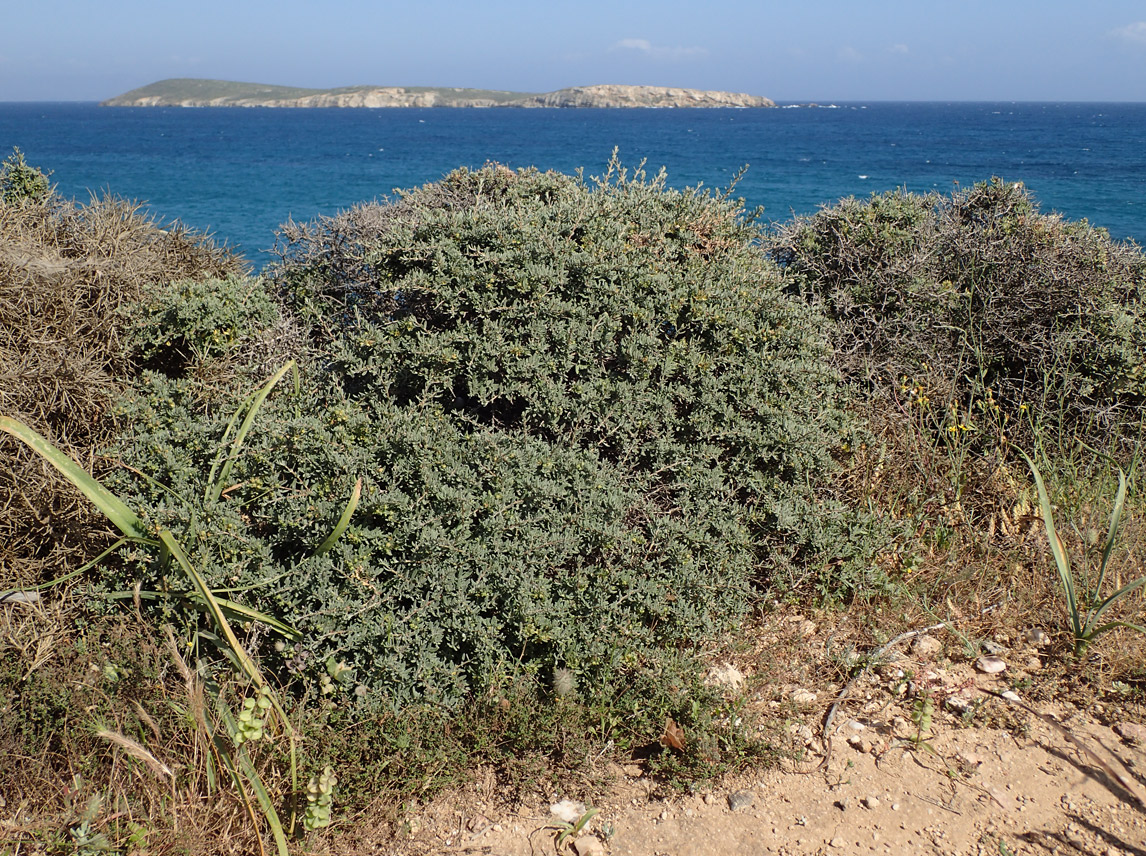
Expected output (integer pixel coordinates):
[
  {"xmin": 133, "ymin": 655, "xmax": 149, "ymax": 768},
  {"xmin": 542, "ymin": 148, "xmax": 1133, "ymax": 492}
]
[{"xmin": 101, "ymin": 79, "xmax": 776, "ymax": 109}]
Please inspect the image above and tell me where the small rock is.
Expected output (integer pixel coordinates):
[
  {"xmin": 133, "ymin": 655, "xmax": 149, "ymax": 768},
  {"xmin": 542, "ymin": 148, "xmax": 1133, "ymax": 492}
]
[
  {"xmin": 847, "ymin": 719, "xmax": 866, "ymax": 731},
  {"xmin": 891, "ymin": 803, "xmax": 900, "ymax": 811},
  {"xmin": 466, "ymin": 814, "xmax": 491, "ymax": 832},
  {"xmin": 834, "ymin": 798, "xmax": 851, "ymax": 812},
  {"xmin": 846, "ymin": 734, "xmax": 870, "ymax": 753},
  {"xmin": 1114, "ymin": 722, "xmax": 1146, "ymax": 745},
  {"xmin": 975, "ymin": 656, "xmax": 1007, "ymax": 674},
  {"xmin": 958, "ymin": 750, "xmax": 984, "ymax": 767},
  {"xmin": 830, "ymin": 837, "xmax": 848, "ymax": 848},
  {"xmin": 572, "ymin": 836, "xmax": 606, "ymax": 856},
  {"xmin": 728, "ymin": 790, "xmax": 755, "ymax": 812},
  {"xmin": 791, "ymin": 689, "xmax": 818, "ymax": 706},
  {"xmin": 622, "ymin": 764, "xmax": 644, "ymax": 778},
  {"xmin": 946, "ymin": 694, "xmax": 976, "ymax": 714},
  {"xmin": 862, "ymin": 796, "xmax": 881, "ymax": 810},
  {"xmin": 1001, "ymin": 690, "xmax": 1021, "ymax": 703},
  {"xmin": 1026, "ymin": 656, "xmax": 1043, "ymax": 671},
  {"xmin": 658, "ymin": 809, "xmax": 670, "ymax": 821},
  {"xmin": 981, "ymin": 640, "xmax": 1006, "ymax": 655},
  {"xmin": 551, "ymin": 800, "xmax": 587, "ymax": 824},
  {"xmin": 800, "ymin": 620, "xmax": 817, "ymax": 637},
  {"xmin": 1023, "ymin": 627, "xmax": 1048, "ymax": 646},
  {"xmin": 913, "ymin": 635, "xmax": 943, "ymax": 657},
  {"xmin": 706, "ymin": 663, "xmax": 746, "ymax": 691},
  {"xmin": 703, "ymin": 793, "xmax": 716, "ymax": 806}
]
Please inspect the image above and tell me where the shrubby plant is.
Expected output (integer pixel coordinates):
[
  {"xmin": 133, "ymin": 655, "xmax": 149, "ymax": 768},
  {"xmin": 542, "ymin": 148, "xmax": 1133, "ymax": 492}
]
[
  {"xmin": 771, "ymin": 179, "xmax": 1146, "ymax": 450},
  {"xmin": 104, "ymin": 160, "xmax": 860, "ymax": 709},
  {"xmin": 0, "ymin": 147, "xmax": 51, "ymax": 205}
]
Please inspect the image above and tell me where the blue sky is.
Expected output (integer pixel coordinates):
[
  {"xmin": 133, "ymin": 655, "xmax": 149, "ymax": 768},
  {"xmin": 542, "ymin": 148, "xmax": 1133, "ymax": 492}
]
[{"xmin": 4, "ymin": 0, "xmax": 1146, "ymax": 101}]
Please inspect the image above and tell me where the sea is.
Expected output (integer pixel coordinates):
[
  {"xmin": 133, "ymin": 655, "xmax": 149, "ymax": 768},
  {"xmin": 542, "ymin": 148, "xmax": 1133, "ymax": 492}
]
[{"xmin": 2, "ymin": 101, "xmax": 1144, "ymax": 268}]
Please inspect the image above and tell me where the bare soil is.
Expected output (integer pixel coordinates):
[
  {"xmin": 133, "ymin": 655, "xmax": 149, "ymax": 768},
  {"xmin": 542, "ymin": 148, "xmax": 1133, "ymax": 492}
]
[{"xmin": 343, "ymin": 610, "xmax": 1146, "ymax": 856}]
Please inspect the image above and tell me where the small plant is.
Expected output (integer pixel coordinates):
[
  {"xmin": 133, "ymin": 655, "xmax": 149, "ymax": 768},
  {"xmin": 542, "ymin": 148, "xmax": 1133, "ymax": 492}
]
[
  {"xmin": 0, "ymin": 147, "xmax": 51, "ymax": 204},
  {"xmin": 909, "ymin": 689, "xmax": 935, "ymax": 749},
  {"xmin": 232, "ymin": 685, "xmax": 274, "ymax": 746},
  {"xmin": 549, "ymin": 806, "xmax": 599, "ymax": 848},
  {"xmin": 302, "ymin": 766, "xmax": 338, "ymax": 831},
  {"xmin": 1020, "ymin": 449, "xmax": 1146, "ymax": 656}
]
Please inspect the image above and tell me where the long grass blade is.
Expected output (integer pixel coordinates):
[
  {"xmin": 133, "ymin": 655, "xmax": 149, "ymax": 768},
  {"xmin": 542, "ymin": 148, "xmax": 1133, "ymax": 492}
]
[
  {"xmin": 237, "ymin": 749, "xmax": 291, "ymax": 856},
  {"xmin": 1088, "ymin": 575, "xmax": 1146, "ymax": 631},
  {"xmin": 1091, "ymin": 467, "xmax": 1128, "ymax": 604},
  {"xmin": 207, "ymin": 361, "xmax": 296, "ymax": 504},
  {"xmin": 0, "ymin": 416, "xmax": 147, "ymax": 540},
  {"xmin": 315, "ymin": 477, "xmax": 362, "ymax": 555},
  {"xmin": 106, "ymin": 590, "xmax": 301, "ymax": 640},
  {"xmin": 157, "ymin": 529, "xmax": 267, "ymax": 688}
]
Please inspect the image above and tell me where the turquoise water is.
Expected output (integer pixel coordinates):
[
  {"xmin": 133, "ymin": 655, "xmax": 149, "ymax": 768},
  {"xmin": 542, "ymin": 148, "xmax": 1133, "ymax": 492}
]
[{"xmin": 2, "ymin": 102, "xmax": 1144, "ymax": 266}]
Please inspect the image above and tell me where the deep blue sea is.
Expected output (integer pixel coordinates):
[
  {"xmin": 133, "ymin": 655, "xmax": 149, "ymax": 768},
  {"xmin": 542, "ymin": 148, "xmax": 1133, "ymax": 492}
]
[{"xmin": 2, "ymin": 102, "xmax": 1144, "ymax": 267}]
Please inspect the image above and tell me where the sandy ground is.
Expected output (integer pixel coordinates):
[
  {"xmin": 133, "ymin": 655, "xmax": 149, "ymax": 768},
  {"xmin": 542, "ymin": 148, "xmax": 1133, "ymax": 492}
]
[{"xmin": 350, "ymin": 614, "xmax": 1146, "ymax": 856}]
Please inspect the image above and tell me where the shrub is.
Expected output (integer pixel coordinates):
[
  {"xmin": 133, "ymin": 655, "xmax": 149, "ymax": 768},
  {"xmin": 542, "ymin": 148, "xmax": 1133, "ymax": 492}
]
[
  {"xmin": 771, "ymin": 179, "xmax": 1146, "ymax": 451},
  {"xmin": 0, "ymin": 147, "xmax": 51, "ymax": 205},
  {"xmin": 104, "ymin": 161, "xmax": 859, "ymax": 710}
]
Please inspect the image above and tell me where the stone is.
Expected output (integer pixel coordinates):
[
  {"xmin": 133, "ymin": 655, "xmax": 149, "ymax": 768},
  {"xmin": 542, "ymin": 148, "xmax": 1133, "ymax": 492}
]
[
  {"xmin": 912, "ymin": 635, "xmax": 943, "ymax": 657},
  {"xmin": 862, "ymin": 796, "xmax": 881, "ymax": 810},
  {"xmin": 1023, "ymin": 627, "xmax": 1048, "ymax": 646},
  {"xmin": 572, "ymin": 836, "xmax": 606, "ymax": 856},
  {"xmin": 981, "ymin": 640, "xmax": 1006, "ymax": 655},
  {"xmin": 791, "ymin": 689, "xmax": 818, "ymax": 706},
  {"xmin": 728, "ymin": 790, "xmax": 755, "ymax": 812},
  {"xmin": 975, "ymin": 656, "xmax": 1007, "ymax": 674},
  {"xmin": 946, "ymin": 694, "xmax": 976, "ymax": 714},
  {"xmin": 706, "ymin": 663, "xmax": 746, "ymax": 691}
]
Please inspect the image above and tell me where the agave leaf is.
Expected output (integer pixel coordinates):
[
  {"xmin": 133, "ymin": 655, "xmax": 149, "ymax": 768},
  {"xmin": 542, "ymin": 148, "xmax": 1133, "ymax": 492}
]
[
  {"xmin": 1092, "ymin": 467, "xmax": 1128, "ymax": 603},
  {"xmin": 1086, "ymin": 574, "xmax": 1146, "ymax": 634},
  {"xmin": 0, "ymin": 416, "xmax": 148, "ymax": 541},
  {"xmin": 1020, "ymin": 450, "xmax": 1082, "ymax": 641},
  {"xmin": 207, "ymin": 361, "xmax": 296, "ymax": 504},
  {"xmin": 315, "ymin": 477, "xmax": 362, "ymax": 556}
]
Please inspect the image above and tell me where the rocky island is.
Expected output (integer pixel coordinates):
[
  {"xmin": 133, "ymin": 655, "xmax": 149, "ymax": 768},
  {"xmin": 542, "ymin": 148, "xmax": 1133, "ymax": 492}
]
[{"xmin": 101, "ymin": 79, "xmax": 776, "ymax": 109}]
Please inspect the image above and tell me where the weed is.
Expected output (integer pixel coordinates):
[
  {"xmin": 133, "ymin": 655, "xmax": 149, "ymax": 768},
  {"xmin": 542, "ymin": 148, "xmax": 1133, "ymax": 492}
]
[{"xmin": 1020, "ymin": 450, "xmax": 1146, "ymax": 655}]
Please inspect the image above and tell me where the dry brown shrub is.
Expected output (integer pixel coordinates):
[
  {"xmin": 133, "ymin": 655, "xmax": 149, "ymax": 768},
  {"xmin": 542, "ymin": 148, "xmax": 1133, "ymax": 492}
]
[{"xmin": 0, "ymin": 191, "xmax": 244, "ymax": 583}]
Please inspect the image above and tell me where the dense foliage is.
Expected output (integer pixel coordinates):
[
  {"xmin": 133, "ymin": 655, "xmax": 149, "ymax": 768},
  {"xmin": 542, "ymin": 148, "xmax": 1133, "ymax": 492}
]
[{"xmin": 106, "ymin": 162, "xmax": 857, "ymax": 708}]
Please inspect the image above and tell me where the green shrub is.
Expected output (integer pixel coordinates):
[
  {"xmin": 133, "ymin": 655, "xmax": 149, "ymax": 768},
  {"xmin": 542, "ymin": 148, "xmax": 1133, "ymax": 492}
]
[
  {"xmin": 104, "ymin": 161, "xmax": 859, "ymax": 710},
  {"xmin": 771, "ymin": 179, "xmax": 1146, "ymax": 450},
  {"xmin": 0, "ymin": 147, "xmax": 51, "ymax": 205}
]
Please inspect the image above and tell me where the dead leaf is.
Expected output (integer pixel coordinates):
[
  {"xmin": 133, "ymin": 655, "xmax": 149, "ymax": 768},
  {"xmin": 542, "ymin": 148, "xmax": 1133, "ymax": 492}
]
[{"xmin": 660, "ymin": 717, "xmax": 686, "ymax": 751}]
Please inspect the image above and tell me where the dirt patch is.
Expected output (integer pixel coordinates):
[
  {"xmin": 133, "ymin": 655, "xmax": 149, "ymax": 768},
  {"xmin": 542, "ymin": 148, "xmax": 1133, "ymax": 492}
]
[{"xmin": 351, "ymin": 611, "xmax": 1146, "ymax": 856}]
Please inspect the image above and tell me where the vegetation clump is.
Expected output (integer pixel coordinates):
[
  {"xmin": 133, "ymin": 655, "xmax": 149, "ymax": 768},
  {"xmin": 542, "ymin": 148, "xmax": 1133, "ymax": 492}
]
[
  {"xmin": 104, "ymin": 160, "xmax": 856, "ymax": 711},
  {"xmin": 770, "ymin": 179, "xmax": 1146, "ymax": 451}
]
